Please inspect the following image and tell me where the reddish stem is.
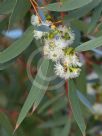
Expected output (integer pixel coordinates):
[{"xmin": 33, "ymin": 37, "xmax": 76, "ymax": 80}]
[
  {"xmin": 29, "ymin": 0, "xmax": 42, "ymax": 22},
  {"xmin": 65, "ymin": 80, "xmax": 68, "ymax": 96}
]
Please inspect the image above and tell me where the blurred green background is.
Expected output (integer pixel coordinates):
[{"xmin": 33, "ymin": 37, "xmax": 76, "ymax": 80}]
[{"xmin": 0, "ymin": 0, "xmax": 102, "ymax": 136}]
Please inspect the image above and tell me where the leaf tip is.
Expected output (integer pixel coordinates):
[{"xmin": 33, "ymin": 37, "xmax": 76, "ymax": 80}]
[
  {"xmin": 83, "ymin": 133, "xmax": 86, "ymax": 136},
  {"xmin": 13, "ymin": 124, "xmax": 19, "ymax": 134},
  {"xmin": 30, "ymin": 105, "xmax": 36, "ymax": 115}
]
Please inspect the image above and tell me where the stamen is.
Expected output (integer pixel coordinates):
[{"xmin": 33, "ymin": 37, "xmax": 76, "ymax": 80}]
[{"xmin": 53, "ymin": 20, "xmax": 62, "ymax": 25}]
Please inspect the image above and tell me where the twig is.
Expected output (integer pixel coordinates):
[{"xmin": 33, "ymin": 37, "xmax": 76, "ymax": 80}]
[{"xmin": 30, "ymin": 0, "xmax": 42, "ymax": 22}]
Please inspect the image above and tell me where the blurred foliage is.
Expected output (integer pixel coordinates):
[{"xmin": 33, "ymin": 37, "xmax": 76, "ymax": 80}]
[{"xmin": 0, "ymin": 0, "xmax": 102, "ymax": 136}]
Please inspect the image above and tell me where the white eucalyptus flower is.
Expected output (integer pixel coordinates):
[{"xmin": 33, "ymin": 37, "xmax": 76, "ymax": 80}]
[
  {"xmin": 65, "ymin": 67, "xmax": 81, "ymax": 79},
  {"xmin": 31, "ymin": 15, "xmax": 40, "ymax": 26},
  {"xmin": 33, "ymin": 30, "xmax": 44, "ymax": 40},
  {"xmin": 68, "ymin": 67, "xmax": 81, "ymax": 79},
  {"xmin": 93, "ymin": 103, "xmax": 102, "ymax": 115},
  {"xmin": 44, "ymin": 25, "xmax": 75, "ymax": 48},
  {"xmin": 54, "ymin": 62, "xmax": 65, "ymax": 78},
  {"xmin": 54, "ymin": 38, "xmax": 70, "ymax": 48},
  {"xmin": 67, "ymin": 28, "xmax": 75, "ymax": 45},
  {"xmin": 62, "ymin": 48, "xmax": 82, "ymax": 67},
  {"xmin": 54, "ymin": 61, "xmax": 81, "ymax": 79},
  {"xmin": 69, "ymin": 54, "xmax": 82, "ymax": 67},
  {"xmin": 44, "ymin": 39, "xmax": 55, "ymax": 48},
  {"xmin": 56, "ymin": 25, "xmax": 75, "ymax": 48},
  {"xmin": 54, "ymin": 49, "xmax": 82, "ymax": 79},
  {"xmin": 62, "ymin": 56, "xmax": 72, "ymax": 66},
  {"xmin": 31, "ymin": 15, "xmax": 52, "ymax": 40},
  {"xmin": 43, "ymin": 43, "xmax": 64, "ymax": 62}
]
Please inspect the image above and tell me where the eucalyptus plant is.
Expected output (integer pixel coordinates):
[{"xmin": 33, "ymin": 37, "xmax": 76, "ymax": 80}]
[{"xmin": 0, "ymin": 0, "xmax": 102, "ymax": 136}]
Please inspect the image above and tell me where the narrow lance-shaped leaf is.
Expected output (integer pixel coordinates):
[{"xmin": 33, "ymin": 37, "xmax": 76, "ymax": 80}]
[
  {"xmin": 0, "ymin": 0, "xmax": 15, "ymax": 14},
  {"xmin": 59, "ymin": 119, "xmax": 71, "ymax": 136},
  {"xmin": 39, "ymin": 116, "xmax": 68, "ymax": 128},
  {"xmin": 0, "ymin": 61, "xmax": 13, "ymax": 70},
  {"xmin": 16, "ymin": 59, "xmax": 50, "ymax": 129},
  {"xmin": 64, "ymin": 0, "xmax": 101, "ymax": 21},
  {"xmin": 45, "ymin": 0, "xmax": 92, "ymax": 12},
  {"xmin": 87, "ymin": 2, "xmax": 102, "ymax": 33},
  {"xmin": 68, "ymin": 80, "xmax": 86, "ymax": 136},
  {"xmin": 0, "ymin": 26, "xmax": 34, "ymax": 64},
  {"xmin": 77, "ymin": 91, "xmax": 94, "ymax": 113},
  {"xmin": 38, "ymin": 93, "xmax": 64, "ymax": 114},
  {"xmin": 93, "ymin": 64, "xmax": 102, "ymax": 84},
  {"xmin": 0, "ymin": 112, "xmax": 13, "ymax": 136},
  {"xmin": 45, "ymin": 100, "xmax": 67, "ymax": 115},
  {"xmin": 0, "ymin": 112, "xmax": 25, "ymax": 136},
  {"xmin": 31, "ymin": 60, "xmax": 55, "ymax": 114},
  {"xmin": 75, "ymin": 35, "xmax": 102, "ymax": 52},
  {"xmin": 71, "ymin": 19, "xmax": 89, "ymax": 33},
  {"xmin": 9, "ymin": 0, "xmax": 31, "ymax": 26},
  {"xmin": 76, "ymin": 66, "xmax": 87, "ymax": 93},
  {"xmin": 0, "ymin": 17, "xmax": 9, "ymax": 32}
]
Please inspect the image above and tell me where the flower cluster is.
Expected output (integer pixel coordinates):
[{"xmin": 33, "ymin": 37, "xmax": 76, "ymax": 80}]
[
  {"xmin": 31, "ymin": 15, "xmax": 82, "ymax": 79},
  {"xmin": 31, "ymin": 15, "xmax": 52, "ymax": 40},
  {"xmin": 54, "ymin": 48, "xmax": 82, "ymax": 79}
]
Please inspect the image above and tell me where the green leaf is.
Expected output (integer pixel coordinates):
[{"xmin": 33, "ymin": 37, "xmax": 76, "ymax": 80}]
[
  {"xmin": 39, "ymin": 116, "xmax": 68, "ymax": 128},
  {"xmin": 75, "ymin": 36, "xmax": 102, "ymax": 52},
  {"xmin": 71, "ymin": 20, "xmax": 89, "ymax": 33},
  {"xmin": 87, "ymin": 2, "xmax": 102, "ymax": 33},
  {"xmin": 59, "ymin": 119, "xmax": 71, "ymax": 136},
  {"xmin": 77, "ymin": 91, "xmax": 94, "ymax": 113},
  {"xmin": 45, "ymin": 0, "xmax": 92, "ymax": 12},
  {"xmin": 94, "ymin": 29, "xmax": 102, "ymax": 37},
  {"xmin": 16, "ymin": 59, "xmax": 49, "ymax": 128},
  {"xmin": 76, "ymin": 66, "xmax": 87, "ymax": 93},
  {"xmin": 35, "ymin": 25, "xmax": 51, "ymax": 32},
  {"xmin": 98, "ymin": 22, "xmax": 102, "ymax": 30},
  {"xmin": 68, "ymin": 80, "xmax": 86, "ymax": 136},
  {"xmin": 9, "ymin": 0, "xmax": 31, "ymax": 26},
  {"xmin": 0, "ymin": 17, "xmax": 9, "ymax": 32},
  {"xmin": 0, "ymin": 26, "xmax": 33, "ymax": 64},
  {"xmin": 45, "ymin": 97, "xmax": 67, "ymax": 115},
  {"xmin": 93, "ymin": 64, "xmax": 102, "ymax": 84},
  {"xmin": 0, "ymin": 112, "xmax": 25, "ymax": 135},
  {"xmin": 72, "ymin": 28, "xmax": 81, "ymax": 48},
  {"xmin": 0, "ymin": 112, "xmax": 13, "ymax": 136},
  {"xmin": 38, "ymin": 93, "xmax": 64, "ymax": 114},
  {"xmin": 0, "ymin": 0, "xmax": 15, "ymax": 14},
  {"xmin": 0, "ymin": 62, "xmax": 13, "ymax": 70},
  {"xmin": 64, "ymin": 0, "xmax": 101, "ymax": 21}
]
